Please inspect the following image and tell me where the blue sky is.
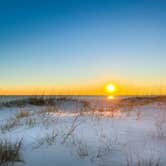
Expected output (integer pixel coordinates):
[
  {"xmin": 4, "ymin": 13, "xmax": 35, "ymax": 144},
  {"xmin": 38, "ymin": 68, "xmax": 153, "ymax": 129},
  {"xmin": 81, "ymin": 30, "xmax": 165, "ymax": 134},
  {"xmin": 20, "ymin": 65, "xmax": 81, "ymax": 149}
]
[{"xmin": 0, "ymin": 0, "xmax": 166, "ymax": 94}]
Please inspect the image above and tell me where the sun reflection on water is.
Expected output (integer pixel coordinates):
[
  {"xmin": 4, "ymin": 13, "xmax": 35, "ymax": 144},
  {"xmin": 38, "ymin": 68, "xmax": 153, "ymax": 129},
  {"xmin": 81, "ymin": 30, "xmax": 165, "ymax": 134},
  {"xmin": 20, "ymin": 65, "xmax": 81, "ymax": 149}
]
[{"xmin": 107, "ymin": 95, "xmax": 114, "ymax": 100}]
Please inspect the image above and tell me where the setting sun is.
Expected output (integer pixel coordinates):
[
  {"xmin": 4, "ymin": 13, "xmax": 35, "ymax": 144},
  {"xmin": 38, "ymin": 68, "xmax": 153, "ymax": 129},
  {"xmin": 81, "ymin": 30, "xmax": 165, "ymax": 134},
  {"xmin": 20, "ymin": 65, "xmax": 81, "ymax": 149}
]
[{"xmin": 106, "ymin": 84, "xmax": 116, "ymax": 93}]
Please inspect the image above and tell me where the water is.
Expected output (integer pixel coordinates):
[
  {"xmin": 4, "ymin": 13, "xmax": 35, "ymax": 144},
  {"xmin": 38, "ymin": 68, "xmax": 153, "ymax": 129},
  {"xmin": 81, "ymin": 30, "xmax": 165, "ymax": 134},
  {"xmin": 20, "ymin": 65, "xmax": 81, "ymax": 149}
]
[
  {"xmin": 0, "ymin": 95, "xmax": 139, "ymax": 104},
  {"xmin": 0, "ymin": 95, "xmax": 149, "ymax": 104},
  {"xmin": 0, "ymin": 95, "xmax": 105, "ymax": 104}
]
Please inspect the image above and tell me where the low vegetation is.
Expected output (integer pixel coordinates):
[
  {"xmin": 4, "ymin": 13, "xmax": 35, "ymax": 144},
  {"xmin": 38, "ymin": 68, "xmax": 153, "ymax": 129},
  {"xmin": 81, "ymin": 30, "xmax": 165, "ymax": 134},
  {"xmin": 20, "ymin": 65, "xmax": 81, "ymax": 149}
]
[
  {"xmin": 0, "ymin": 118, "xmax": 18, "ymax": 133},
  {"xmin": 15, "ymin": 110, "xmax": 30, "ymax": 119},
  {"xmin": 0, "ymin": 139, "xmax": 23, "ymax": 165},
  {"xmin": 33, "ymin": 130, "xmax": 58, "ymax": 149}
]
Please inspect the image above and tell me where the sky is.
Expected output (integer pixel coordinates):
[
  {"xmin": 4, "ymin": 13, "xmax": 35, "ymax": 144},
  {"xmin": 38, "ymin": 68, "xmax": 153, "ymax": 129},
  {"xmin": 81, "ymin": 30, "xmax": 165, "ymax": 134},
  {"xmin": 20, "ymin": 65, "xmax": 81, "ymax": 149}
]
[{"xmin": 0, "ymin": 0, "xmax": 166, "ymax": 95}]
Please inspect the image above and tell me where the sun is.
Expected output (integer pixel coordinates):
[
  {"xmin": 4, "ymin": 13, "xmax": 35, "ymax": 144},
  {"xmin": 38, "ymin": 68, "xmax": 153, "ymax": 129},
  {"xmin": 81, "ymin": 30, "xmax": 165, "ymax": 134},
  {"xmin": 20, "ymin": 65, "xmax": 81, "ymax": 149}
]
[{"xmin": 106, "ymin": 83, "xmax": 116, "ymax": 93}]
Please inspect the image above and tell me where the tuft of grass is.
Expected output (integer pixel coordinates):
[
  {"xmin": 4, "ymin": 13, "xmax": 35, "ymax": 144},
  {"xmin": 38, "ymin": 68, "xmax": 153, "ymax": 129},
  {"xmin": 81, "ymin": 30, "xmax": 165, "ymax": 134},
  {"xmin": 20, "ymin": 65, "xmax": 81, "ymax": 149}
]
[
  {"xmin": 61, "ymin": 115, "xmax": 80, "ymax": 144},
  {"xmin": 0, "ymin": 139, "xmax": 23, "ymax": 165},
  {"xmin": 15, "ymin": 110, "xmax": 30, "ymax": 119},
  {"xmin": 126, "ymin": 146, "xmax": 161, "ymax": 166},
  {"xmin": 1, "ymin": 112, "xmax": 37, "ymax": 133},
  {"xmin": 33, "ymin": 130, "xmax": 58, "ymax": 149},
  {"xmin": 25, "ymin": 117, "xmax": 37, "ymax": 127},
  {"xmin": 75, "ymin": 139, "xmax": 89, "ymax": 159},
  {"xmin": 155, "ymin": 113, "xmax": 166, "ymax": 139},
  {"xmin": 0, "ymin": 118, "xmax": 18, "ymax": 133},
  {"xmin": 39, "ymin": 105, "xmax": 59, "ymax": 114}
]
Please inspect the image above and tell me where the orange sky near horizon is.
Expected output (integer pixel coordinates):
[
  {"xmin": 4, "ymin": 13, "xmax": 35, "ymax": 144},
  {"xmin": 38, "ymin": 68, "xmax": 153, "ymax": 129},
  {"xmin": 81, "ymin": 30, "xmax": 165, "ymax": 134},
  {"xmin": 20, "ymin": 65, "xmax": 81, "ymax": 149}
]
[
  {"xmin": 1, "ymin": 72, "xmax": 166, "ymax": 95},
  {"xmin": 0, "ymin": 82, "xmax": 165, "ymax": 95}
]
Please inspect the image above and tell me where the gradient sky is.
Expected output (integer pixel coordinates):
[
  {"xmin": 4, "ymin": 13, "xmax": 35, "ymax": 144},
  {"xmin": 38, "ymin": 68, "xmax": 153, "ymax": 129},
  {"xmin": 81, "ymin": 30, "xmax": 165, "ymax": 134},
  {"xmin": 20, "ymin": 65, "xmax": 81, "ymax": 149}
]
[{"xmin": 0, "ymin": 0, "xmax": 166, "ymax": 95}]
